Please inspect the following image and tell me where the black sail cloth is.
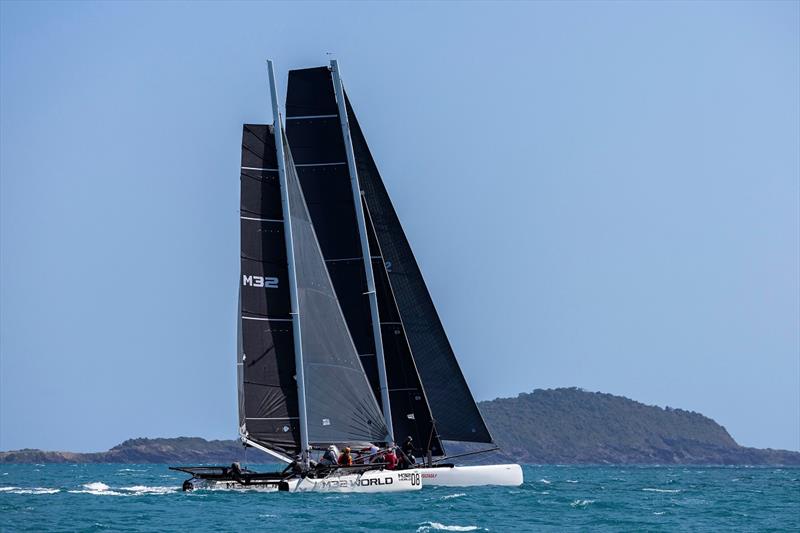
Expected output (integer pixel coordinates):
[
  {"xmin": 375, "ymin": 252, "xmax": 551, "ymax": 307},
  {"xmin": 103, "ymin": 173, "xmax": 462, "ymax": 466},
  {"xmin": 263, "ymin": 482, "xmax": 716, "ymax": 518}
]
[
  {"xmin": 238, "ymin": 123, "xmax": 389, "ymax": 456},
  {"xmin": 282, "ymin": 132, "xmax": 389, "ymax": 447},
  {"xmin": 285, "ymin": 67, "xmax": 443, "ymax": 453},
  {"xmin": 239, "ymin": 124, "xmax": 300, "ymax": 456},
  {"xmin": 345, "ymin": 96, "xmax": 494, "ymax": 445}
]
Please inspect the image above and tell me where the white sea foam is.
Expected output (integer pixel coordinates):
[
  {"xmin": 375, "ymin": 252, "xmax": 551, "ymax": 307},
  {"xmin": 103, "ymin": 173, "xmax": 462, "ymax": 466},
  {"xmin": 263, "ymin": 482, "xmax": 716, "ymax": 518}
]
[
  {"xmin": 538, "ymin": 478, "xmax": 551, "ymax": 484},
  {"xmin": 566, "ymin": 480, "xmax": 579, "ymax": 483},
  {"xmin": 68, "ymin": 482, "xmax": 125, "ymax": 496},
  {"xmin": 0, "ymin": 486, "xmax": 60, "ymax": 495},
  {"xmin": 122, "ymin": 485, "xmax": 177, "ymax": 495},
  {"xmin": 417, "ymin": 523, "xmax": 481, "ymax": 532},
  {"xmin": 67, "ymin": 482, "xmax": 178, "ymax": 497},
  {"xmin": 642, "ymin": 488, "xmax": 681, "ymax": 493},
  {"xmin": 442, "ymin": 493, "xmax": 466, "ymax": 500},
  {"xmin": 653, "ymin": 511, "xmax": 666, "ymax": 515},
  {"xmin": 570, "ymin": 499, "xmax": 595, "ymax": 507}
]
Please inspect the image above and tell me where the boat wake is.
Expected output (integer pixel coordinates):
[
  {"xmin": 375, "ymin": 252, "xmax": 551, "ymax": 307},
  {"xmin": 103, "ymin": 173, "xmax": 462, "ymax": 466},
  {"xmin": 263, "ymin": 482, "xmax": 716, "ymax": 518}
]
[{"xmin": 66, "ymin": 482, "xmax": 177, "ymax": 496}]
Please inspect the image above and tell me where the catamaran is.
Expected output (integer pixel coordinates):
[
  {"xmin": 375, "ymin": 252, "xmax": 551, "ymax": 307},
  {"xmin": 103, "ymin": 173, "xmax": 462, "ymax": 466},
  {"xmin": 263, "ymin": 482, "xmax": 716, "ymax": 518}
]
[{"xmin": 172, "ymin": 60, "xmax": 522, "ymax": 492}]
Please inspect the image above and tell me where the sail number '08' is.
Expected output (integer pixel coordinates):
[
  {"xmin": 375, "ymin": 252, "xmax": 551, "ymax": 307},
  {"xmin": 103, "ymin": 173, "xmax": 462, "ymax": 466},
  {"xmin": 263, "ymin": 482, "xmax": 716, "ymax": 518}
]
[{"xmin": 242, "ymin": 275, "xmax": 279, "ymax": 289}]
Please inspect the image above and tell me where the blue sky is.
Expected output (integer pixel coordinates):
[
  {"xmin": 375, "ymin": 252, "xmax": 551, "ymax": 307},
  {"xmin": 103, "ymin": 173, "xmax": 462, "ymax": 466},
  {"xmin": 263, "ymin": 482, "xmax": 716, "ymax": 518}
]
[{"xmin": 1, "ymin": 1, "xmax": 798, "ymax": 453}]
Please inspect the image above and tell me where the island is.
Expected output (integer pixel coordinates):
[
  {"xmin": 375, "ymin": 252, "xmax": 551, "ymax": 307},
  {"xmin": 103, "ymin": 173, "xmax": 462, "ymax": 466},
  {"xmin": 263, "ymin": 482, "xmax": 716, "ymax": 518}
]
[{"xmin": 2, "ymin": 388, "xmax": 798, "ymax": 465}]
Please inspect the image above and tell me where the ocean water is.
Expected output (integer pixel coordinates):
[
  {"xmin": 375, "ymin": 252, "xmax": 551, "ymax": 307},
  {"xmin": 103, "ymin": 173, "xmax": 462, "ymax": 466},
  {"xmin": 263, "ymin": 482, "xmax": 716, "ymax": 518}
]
[{"xmin": 1, "ymin": 464, "xmax": 798, "ymax": 532}]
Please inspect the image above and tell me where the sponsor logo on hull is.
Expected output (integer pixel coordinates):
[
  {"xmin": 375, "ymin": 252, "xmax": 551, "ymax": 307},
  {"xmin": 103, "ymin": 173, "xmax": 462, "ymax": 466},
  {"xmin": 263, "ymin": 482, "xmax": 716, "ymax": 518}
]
[{"xmin": 318, "ymin": 477, "xmax": 395, "ymax": 489}]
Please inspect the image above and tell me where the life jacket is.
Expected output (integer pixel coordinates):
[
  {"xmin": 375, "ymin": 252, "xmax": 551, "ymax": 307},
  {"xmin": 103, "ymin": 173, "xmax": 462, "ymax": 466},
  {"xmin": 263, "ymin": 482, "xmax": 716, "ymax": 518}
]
[{"xmin": 338, "ymin": 453, "xmax": 352, "ymax": 466}]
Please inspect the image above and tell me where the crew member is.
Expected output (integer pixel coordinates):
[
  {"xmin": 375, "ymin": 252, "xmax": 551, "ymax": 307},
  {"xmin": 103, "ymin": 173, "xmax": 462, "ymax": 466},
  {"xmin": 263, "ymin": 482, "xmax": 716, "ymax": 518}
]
[
  {"xmin": 320, "ymin": 445, "xmax": 338, "ymax": 466},
  {"xmin": 368, "ymin": 443, "xmax": 380, "ymax": 463},
  {"xmin": 384, "ymin": 447, "xmax": 398, "ymax": 470},
  {"xmin": 338, "ymin": 446, "xmax": 353, "ymax": 466},
  {"xmin": 402, "ymin": 436, "xmax": 417, "ymax": 465}
]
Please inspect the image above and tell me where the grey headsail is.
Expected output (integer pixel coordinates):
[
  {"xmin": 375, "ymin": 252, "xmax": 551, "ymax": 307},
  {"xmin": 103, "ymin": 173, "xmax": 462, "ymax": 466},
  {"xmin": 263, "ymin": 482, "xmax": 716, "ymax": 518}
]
[
  {"xmin": 282, "ymin": 131, "xmax": 390, "ymax": 446},
  {"xmin": 239, "ymin": 123, "xmax": 300, "ymax": 457},
  {"xmin": 345, "ymin": 95, "xmax": 494, "ymax": 444}
]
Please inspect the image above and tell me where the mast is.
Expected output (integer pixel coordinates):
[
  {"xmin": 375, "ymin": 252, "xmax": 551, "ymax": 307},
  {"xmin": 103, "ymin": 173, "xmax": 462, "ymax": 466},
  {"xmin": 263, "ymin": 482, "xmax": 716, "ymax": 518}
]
[
  {"xmin": 330, "ymin": 59, "xmax": 394, "ymax": 443},
  {"xmin": 268, "ymin": 59, "xmax": 309, "ymax": 467}
]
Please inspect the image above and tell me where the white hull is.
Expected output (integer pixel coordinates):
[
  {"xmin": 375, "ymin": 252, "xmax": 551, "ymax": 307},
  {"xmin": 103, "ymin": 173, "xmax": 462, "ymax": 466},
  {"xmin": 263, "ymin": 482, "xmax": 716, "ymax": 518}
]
[
  {"xmin": 191, "ymin": 469, "xmax": 422, "ymax": 494},
  {"xmin": 414, "ymin": 464, "xmax": 523, "ymax": 487}
]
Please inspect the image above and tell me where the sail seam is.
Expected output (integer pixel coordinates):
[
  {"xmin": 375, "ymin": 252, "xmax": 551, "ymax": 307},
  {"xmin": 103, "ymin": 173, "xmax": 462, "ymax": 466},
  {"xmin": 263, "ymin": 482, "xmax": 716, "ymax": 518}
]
[
  {"xmin": 241, "ymin": 166, "xmax": 279, "ymax": 171},
  {"xmin": 241, "ymin": 216, "xmax": 283, "ymax": 222},
  {"xmin": 294, "ymin": 162, "xmax": 346, "ymax": 167},
  {"xmin": 242, "ymin": 316, "xmax": 293, "ymax": 322},
  {"xmin": 285, "ymin": 114, "xmax": 338, "ymax": 120}
]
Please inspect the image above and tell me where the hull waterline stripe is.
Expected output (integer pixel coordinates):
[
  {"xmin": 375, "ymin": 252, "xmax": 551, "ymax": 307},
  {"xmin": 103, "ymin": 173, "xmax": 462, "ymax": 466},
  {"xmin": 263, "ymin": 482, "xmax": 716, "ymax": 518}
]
[
  {"xmin": 285, "ymin": 114, "xmax": 338, "ymax": 120},
  {"xmin": 242, "ymin": 166, "xmax": 279, "ymax": 172},
  {"xmin": 241, "ymin": 216, "xmax": 284, "ymax": 223},
  {"xmin": 294, "ymin": 162, "xmax": 347, "ymax": 167}
]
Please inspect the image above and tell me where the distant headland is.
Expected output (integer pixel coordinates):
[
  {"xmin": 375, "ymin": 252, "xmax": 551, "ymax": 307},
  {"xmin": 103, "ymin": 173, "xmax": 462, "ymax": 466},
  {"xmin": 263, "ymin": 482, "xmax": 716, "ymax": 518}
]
[{"xmin": 2, "ymin": 388, "xmax": 797, "ymax": 465}]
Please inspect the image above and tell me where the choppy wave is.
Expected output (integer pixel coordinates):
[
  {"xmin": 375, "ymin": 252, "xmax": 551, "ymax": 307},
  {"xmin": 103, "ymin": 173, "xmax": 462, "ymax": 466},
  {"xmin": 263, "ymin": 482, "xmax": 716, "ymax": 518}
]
[
  {"xmin": 642, "ymin": 488, "xmax": 681, "ymax": 493},
  {"xmin": 442, "ymin": 493, "xmax": 466, "ymax": 500},
  {"xmin": 0, "ymin": 486, "xmax": 60, "ymax": 495},
  {"xmin": 539, "ymin": 478, "xmax": 551, "ymax": 484},
  {"xmin": 417, "ymin": 523, "xmax": 481, "ymax": 532},
  {"xmin": 570, "ymin": 499, "xmax": 595, "ymax": 508},
  {"xmin": 68, "ymin": 482, "xmax": 125, "ymax": 496}
]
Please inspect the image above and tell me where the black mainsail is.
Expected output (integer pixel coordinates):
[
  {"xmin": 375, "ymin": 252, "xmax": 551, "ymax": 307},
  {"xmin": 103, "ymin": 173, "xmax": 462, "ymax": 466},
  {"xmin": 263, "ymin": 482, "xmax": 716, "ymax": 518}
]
[
  {"xmin": 345, "ymin": 95, "xmax": 494, "ymax": 444},
  {"xmin": 239, "ymin": 123, "xmax": 300, "ymax": 458},
  {"xmin": 238, "ymin": 66, "xmax": 389, "ymax": 461},
  {"xmin": 285, "ymin": 66, "xmax": 443, "ymax": 453}
]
